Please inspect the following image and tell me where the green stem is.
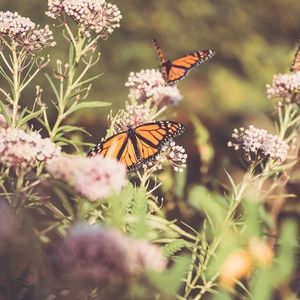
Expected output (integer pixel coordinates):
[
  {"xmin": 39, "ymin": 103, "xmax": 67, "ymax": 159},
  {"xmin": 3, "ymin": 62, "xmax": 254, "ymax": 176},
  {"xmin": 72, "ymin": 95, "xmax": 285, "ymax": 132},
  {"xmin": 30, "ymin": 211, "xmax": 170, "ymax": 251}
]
[{"xmin": 11, "ymin": 44, "xmax": 21, "ymax": 128}]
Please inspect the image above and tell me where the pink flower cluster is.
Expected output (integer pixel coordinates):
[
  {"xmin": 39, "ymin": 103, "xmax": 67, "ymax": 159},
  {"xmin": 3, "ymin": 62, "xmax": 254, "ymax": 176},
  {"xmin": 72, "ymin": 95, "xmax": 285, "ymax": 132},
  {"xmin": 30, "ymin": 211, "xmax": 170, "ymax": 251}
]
[
  {"xmin": 109, "ymin": 102, "xmax": 154, "ymax": 132},
  {"xmin": 46, "ymin": 155, "xmax": 127, "ymax": 201},
  {"xmin": 125, "ymin": 69, "xmax": 183, "ymax": 107},
  {"xmin": 46, "ymin": 0, "xmax": 122, "ymax": 39},
  {"xmin": 0, "ymin": 11, "xmax": 55, "ymax": 52},
  {"xmin": 50, "ymin": 225, "xmax": 167, "ymax": 286},
  {"xmin": 228, "ymin": 125, "xmax": 289, "ymax": 163},
  {"xmin": 266, "ymin": 72, "xmax": 300, "ymax": 104},
  {"xmin": 0, "ymin": 128, "xmax": 61, "ymax": 172},
  {"xmin": 147, "ymin": 141, "xmax": 188, "ymax": 172}
]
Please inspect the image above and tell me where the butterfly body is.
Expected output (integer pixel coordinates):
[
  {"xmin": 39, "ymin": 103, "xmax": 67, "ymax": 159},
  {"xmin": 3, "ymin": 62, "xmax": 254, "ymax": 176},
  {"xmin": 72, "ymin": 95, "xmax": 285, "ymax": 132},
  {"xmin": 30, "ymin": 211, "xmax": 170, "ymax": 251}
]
[
  {"xmin": 153, "ymin": 39, "xmax": 216, "ymax": 85},
  {"xmin": 88, "ymin": 121, "xmax": 185, "ymax": 171}
]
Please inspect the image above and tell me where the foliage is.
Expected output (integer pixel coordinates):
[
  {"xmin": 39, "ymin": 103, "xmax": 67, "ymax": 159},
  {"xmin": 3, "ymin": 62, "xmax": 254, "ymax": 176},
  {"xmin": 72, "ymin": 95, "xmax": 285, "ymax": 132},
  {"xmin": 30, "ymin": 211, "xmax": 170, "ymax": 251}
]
[{"xmin": 0, "ymin": 1, "xmax": 299, "ymax": 300}]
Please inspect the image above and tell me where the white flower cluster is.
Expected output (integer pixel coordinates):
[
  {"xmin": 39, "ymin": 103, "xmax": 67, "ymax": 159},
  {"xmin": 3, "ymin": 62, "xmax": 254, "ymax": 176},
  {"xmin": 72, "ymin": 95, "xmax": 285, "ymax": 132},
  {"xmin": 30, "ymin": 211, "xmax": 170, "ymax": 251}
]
[
  {"xmin": 147, "ymin": 141, "xmax": 188, "ymax": 172},
  {"xmin": 46, "ymin": 155, "xmax": 127, "ymax": 201},
  {"xmin": 109, "ymin": 102, "xmax": 154, "ymax": 132},
  {"xmin": 228, "ymin": 125, "xmax": 289, "ymax": 163},
  {"xmin": 125, "ymin": 69, "xmax": 183, "ymax": 107},
  {"xmin": 46, "ymin": 0, "xmax": 122, "ymax": 38},
  {"xmin": 266, "ymin": 72, "xmax": 300, "ymax": 103},
  {"xmin": 0, "ymin": 11, "xmax": 55, "ymax": 52},
  {"xmin": 0, "ymin": 128, "xmax": 61, "ymax": 172}
]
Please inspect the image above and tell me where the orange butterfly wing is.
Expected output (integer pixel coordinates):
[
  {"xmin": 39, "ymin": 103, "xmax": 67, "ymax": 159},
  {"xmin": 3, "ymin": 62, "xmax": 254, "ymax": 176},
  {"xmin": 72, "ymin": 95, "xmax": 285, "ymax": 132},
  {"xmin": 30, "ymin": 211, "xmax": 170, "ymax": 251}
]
[
  {"xmin": 153, "ymin": 39, "xmax": 216, "ymax": 85},
  {"xmin": 290, "ymin": 40, "xmax": 300, "ymax": 72},
  {"xmin": 88, "ymin": 121, "xmax": 185, "ymax": 171},
  {"xmin": 87, "ymin": 132, "xmax": 140, "ymax": 170},
  {"xmin": 135, "ymin": 121, "xmax": 185, "ymax": 163}
]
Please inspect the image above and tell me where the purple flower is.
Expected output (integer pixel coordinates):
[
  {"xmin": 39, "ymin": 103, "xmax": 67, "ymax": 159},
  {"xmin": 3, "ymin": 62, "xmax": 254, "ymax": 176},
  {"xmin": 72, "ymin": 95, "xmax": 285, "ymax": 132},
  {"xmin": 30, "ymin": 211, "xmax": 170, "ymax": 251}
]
[{"xmin": 49, "ymin": 225, "xmax": 167, "ymax": 286}]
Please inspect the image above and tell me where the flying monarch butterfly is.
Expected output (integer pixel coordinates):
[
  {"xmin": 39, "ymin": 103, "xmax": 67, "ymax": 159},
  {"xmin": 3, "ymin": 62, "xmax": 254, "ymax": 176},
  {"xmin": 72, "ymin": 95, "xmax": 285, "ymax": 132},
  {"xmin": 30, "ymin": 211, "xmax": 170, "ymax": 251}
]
[
  {"xmin": 290, "ymin": 40, "xmax": 300, "ymax": 72},
  {"xmin": 153, "ymin": 38, "xmax": 216, "ymax": 85},
  {"xmin": 88, "ymin": 121, "xmax": 185, "ymax": 171}
]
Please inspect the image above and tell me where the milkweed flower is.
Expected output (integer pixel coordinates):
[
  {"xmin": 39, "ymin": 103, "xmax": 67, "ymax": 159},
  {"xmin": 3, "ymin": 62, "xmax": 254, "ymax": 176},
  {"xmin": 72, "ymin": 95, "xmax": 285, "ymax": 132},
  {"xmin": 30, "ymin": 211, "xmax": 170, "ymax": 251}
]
[
  {"xmin": 0, "ymin": 128, "xmax": 61, "ymax": 172},
  {"xmin": 0, "ymin": 11, "xmax": 55, "ymax": 52},
  {"xmin": 228, "ymin": 125, "xmax": 289, "ymax": 163},
  {"xmin": 125, "ymin": 69, "xmax": 183, "ymax": 107},
  {"xmin": 46, "ymin": 0, "xmax": 122, "ymax": 39},
  {"xmin": 49, "ymin": 225, "xmax": 167, "ymax": 286},
  {"xmin": 109, "ymin": 102, "xmax": 154, "ymax": 132},
  {"xmin": 147, "ymin": 141, "xmax": 187, "ymax": 172},
  {"xmin": 266, "ymin": 72, "xmax": 300, "ymax": 104},
  {"xmin": 46, "ymin": 155, "xmax": 126, "ymax": 201}
]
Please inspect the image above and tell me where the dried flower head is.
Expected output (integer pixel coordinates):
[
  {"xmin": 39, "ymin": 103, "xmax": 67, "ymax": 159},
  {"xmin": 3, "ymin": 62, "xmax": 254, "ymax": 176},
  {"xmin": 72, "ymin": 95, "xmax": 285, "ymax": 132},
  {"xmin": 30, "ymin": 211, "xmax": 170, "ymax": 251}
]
[
  {"xmin": 46, "ymin": 155, "xmax": 126, "ymax": 201},
  {"xmin": 125, "ymin": 69, "xmax": 183, "ymax": 107},
  {"xmin": 266, "ymin": 72, "xmax": 300, "ymax": 104},
  {"xmin": 0, "ymin": 11, "xmax": 55, "ymax": 52},
  {"xmin": 0, "ymin": 128, "xmax": 61, "ymax": 172},
  {"xmin": 228, "ymin": 125, "xmax": 289, "ymax": 163},
  {"xmin": 109, "ymin": 102, "xmax": 154, "ymax": 133},
  {"xmin": 49, "ymin": 225, "xmax": 167, "ymax": 286},
  {"xmin": 46, "ymin": 0, "xmax": 122, "ymax": 39},
  {"xmin": 147, "ymin": 141, "xmax": 187, "ymax": 172}
]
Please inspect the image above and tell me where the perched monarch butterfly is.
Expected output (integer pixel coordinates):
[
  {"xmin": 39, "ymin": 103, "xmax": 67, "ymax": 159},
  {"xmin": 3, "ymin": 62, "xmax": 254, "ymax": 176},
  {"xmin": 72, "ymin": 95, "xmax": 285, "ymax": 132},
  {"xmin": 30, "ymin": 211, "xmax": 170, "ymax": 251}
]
[
  {"xmin": 153, "ymin": 38, "xmax": 216, "ymax": 85},
  {"xmin": 290, "ymin": 40, "xmax": 300, "ymax": 72},
  {"xmin": 88, "ymin": 121, "xmax": 185, "ymax": 171}
]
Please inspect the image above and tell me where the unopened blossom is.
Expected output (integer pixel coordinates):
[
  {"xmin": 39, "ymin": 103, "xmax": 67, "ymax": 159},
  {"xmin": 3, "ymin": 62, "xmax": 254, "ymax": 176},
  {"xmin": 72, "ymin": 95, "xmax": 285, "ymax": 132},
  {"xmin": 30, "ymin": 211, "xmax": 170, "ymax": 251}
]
[
  {"xmin": 46, "ymin": 155, "xmax": 126, "ymax": 201},
  {"xmin": 220, "ymin": 249, "xmax": 252, "ymax": 289},
  {"xmin": 0, "ymin": 128, "xmax": 61, "ymax": 172},
  {"xmin": 125, "ymin": 69, "xmax": 183, "ymax": 107},
  {"xmin": 49, "ymin": 225, "xmax": 167, "ymax": 286},
  {"xmin": 0, "ymin": 11, "xmax": 55, "ymax": 52},
  {"xmin": 266, "ymin": 72, "xmax": 300, "ymax": 104},
  {"xmin": 147, "ymin": 141, "xmax": 187, "ymax": 172},
  {"xmin": 109, "ymin": 102, "xmax": 154, "ymax": 132},
  {"xmin": 46, "ymin": 0, "xmax": 122, "ymax": 39},
  {"xmin": 228, "ymin": 125, "xmax": 289, "ymax": 163}
]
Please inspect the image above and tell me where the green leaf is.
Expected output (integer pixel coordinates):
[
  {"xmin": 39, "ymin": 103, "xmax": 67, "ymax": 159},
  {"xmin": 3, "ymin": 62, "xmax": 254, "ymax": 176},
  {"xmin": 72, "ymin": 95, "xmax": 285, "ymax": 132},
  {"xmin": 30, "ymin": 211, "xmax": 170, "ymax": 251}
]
[
  {"xmin": 45, "ymin": 73, "xmax": 59, "ymax": 101},
  {"xmin": 16, "ymin": 109, "xmax": 43, "ymax": 128},
  {"xmin": 276, "ymin": 220, "xmax": 297, "ymax": 281},
  {"xmin": 56, "ymin": 125, "xmax": 90, "ymax": 136},
  {"xmin": 0, "ymin": 101, "xmax": 12, "ymax": 127},
  {"xmin": 243, "ymin": 199, "xmax": 261, "ymax": 238},
  {"xmin": 162, "ymin": 239, "xmax": 186, "ymax": 257},
  {"xmin": 65, "ymin": 101, "xmax": 111, "ymax": 116},
  {"xmin": 73, "ymin": 73, "xmax": 103, "ymax": 88},
  {"xmin": 147, "ymin": 256, "xmax": 189, "ymax": 296},
  {"xmin": 130, "ymin": 186, "xmax": 148, "ymax": 239}
]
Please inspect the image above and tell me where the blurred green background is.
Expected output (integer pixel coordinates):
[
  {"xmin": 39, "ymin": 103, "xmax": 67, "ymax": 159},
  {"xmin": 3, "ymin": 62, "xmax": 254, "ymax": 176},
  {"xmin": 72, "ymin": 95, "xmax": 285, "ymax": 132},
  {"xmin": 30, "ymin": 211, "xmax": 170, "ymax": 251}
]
[{"xmin": 1, "ymin": 0, "xmax": 300, "ymax": 184}]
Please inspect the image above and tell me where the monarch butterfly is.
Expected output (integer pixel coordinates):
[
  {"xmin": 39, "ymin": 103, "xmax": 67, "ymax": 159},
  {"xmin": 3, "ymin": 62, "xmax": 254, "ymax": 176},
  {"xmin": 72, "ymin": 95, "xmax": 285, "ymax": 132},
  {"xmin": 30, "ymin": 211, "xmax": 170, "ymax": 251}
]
[
  {"xmin": 290, "ymin": 40, "xmax": 300, "ymax": 72},
  {"xmin": 88, "ymin": 121, "xmax": 185, "ymax": 171},
  {"xmin": 153, "ymin": 38, "xmax": 216, "ymax": 85}
]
